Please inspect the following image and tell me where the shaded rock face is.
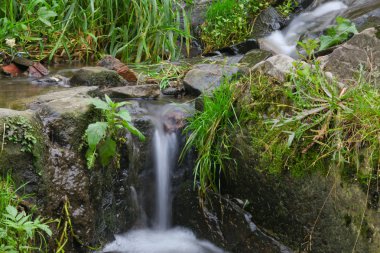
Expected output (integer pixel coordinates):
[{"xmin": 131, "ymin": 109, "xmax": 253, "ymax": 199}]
[
  {"xmin": 183, "ymin": 64, "xmax": 241, "ymax": 96},
  {"xmin": 70, "ymin": 67, "xmax": 128, "ymax": 88},
  {"xmin": 223, "ymin": 133, "xmax": 380, "ymax": 253},
  {"xmin": 172, "ymin": 182, "xmax": 293, "ymax": 253},
  {"xmin": 318, "ymin": 27, "xmax": 380, "ymax": 85}
]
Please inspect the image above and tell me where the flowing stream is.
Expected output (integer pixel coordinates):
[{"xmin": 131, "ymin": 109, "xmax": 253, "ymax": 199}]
[
  {"xmin": 260, "ymin": 0, "xmax": 379, "ymax": 57},
  {"xmin": 102, "ymin": 104, "xmax": 224, "ymax": 253}
]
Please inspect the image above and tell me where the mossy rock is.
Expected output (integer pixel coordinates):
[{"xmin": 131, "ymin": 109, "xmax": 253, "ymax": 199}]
[{"xmin": 0, "ymin": 109, "xmax": 45, "ymax": 196}]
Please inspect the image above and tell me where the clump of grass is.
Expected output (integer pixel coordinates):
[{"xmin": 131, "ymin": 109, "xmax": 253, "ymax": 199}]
[
  {"xmin": 181, "ymin": 79, "xmax": 242, "ymax": 196},
  {"xmin": 246, "ymin": 62, "xmax": 380, "ymax": 182},
  {"xmin": 0, "ymin": 0, "xmax": 190, "ymax": 63}
]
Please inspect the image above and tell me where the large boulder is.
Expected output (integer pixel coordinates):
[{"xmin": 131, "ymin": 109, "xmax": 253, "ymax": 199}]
[
  {"xmin": 69, "ymin": 67, "xmax": 128, "ymax": 88},
  {"xmin": 183, "ymin": 64, "xmax": 241, "ymax": 96},
  {"xmin": 318, "ymin": 27, "xmax": 380, "ymax": 85}
]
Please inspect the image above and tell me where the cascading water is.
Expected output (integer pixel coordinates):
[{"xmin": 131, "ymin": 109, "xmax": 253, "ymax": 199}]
[
  {"xmin": 259, "ymin": 0, "xmax": 380, "ymax": 58},
  {"xmin": 102, "ymin": 104, "xmax": 224, "ymax": 253},
  {"xmin": 260, "ymin": 1, "xmax": 348, "ymax": 57},
  {"xmin": 153, "ymin": 122, "xmax": 177, "ymax": 230}
]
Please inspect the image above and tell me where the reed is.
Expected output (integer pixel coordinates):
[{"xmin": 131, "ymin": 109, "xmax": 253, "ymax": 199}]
[{"xmin": 0, "ymin": 0, "xmax": 190, "ymax": 63}]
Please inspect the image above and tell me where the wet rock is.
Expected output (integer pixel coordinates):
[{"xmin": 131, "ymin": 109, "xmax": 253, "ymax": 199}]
[
  {"xmin": 162, "ymin": 108, "xmax": 187, "ymax": 133},
  {"xmin": 183, "ymin": 64, "xmax": 241, "ymax": 96},
  {"xmin": 318, "ymin": 27, "xmax": 380, "ymax": 84},
  {"xmin": 250, "ymin": 7, "xmax": 288, "ymax": 39},
  {"xmin": 250, "ymin": 54, "xmax": 299, "ymax": 82},
  {"xmin": 172, "ymin": 182, "xmax": 293, "ymax": 253},
  {"xmin": 97, "ymin": 55, "xmax": 138, "ymax": 82},
  {"xmin": 239, "ymin": 49, "xmax": 273, "ymax": 68},
  {"xmin": 32, "ymin": 74, "xmax": 69, "ymax": 87},
  {"xmin": 69, "ymin": 67, "xmax": 128, "ymax": 88},
  {"xmin": 28, "ymin": 62, "xmax": 49, "ymax": 78},
  {"xmin": 104, "ymin": 84, "xmax": 160, "ymax": 99}
]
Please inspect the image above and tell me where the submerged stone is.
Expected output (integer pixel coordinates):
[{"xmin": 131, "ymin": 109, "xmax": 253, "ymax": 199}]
[{"xmin": 70, "ymin": 67, "xmax": 128, "ymax": 88}]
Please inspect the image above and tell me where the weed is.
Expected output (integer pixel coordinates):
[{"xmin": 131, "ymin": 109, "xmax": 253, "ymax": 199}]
[{"xmin": 84, "ymin": 95, "xmax": 145, "ymax": 169}]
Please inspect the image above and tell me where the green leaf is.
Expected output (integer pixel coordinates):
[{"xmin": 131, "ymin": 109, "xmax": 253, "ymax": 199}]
[
  {"xmin": 117, "ymin": 109, "xmax": 132, "ymax": 122},
  {"xmin": 85, "ymin": 122, "xmax": 108, "ymax": 149},
  {"xmin": 5, "ymin": 205, "xmax": 18, "ymax": 219},
  {"xmin": 91, "ymin": 98, "xmax": 110, "ymax": 111},
  {"xmin": 319, "ymin": 17, "xmax": 358, "ymax": 51},
  {"xmin": 105, "ymin": 94, "xmax": 113, "ymax": 105},
  {"xmin": 86, "ymin": 148, "xmax": 97, "ymax": 169},
  {"xmin": 98, "ymin": 138, "xmax": 117, "ymax": 166},
  {"xmin": 123, "ymin": 122, "xmax": 145, "ymax": 141}
]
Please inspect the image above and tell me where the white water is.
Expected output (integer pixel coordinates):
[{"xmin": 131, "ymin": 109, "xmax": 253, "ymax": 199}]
[
  {"xmin": 153, "ymin": 127, "xmax": 177, "ymax": 230},
  {"xmin": 102, "ymin": 228, "xmax": 225, "ymax": 253},
  {"xmin": 102, "ymin": 104, "xmax": 224, "ymax": 253},
  {"xmin": 260, "ymin": 1, "xmax": 348, "ymax": 57}
]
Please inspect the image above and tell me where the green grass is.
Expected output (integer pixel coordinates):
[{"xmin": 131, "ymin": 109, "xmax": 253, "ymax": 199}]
[
  {"xmin": 0, "ymin": 0, "xmax": 190, "ymax": 63},
  {"xmin": 181, "ymin": 79, "xmax": 242, "ymax": 196}
]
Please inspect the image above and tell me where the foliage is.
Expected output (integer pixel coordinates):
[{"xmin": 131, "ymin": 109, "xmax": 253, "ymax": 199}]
[
  {"xmin": 0, "ymin": 174, "xmax": 52, "ymax": 253},
  {"xmin": 245, "ymin": 62, "xmax": 380, "ymax": 182},
  {"xmin": 0, "ymin": 0, "xmax": 190, "ymax": 63},
  {"xmin": 181, "ymin": 79, "xmax": 242, "ymax": 196},
  {"xmin": 84, "ymin": 95, "xmax": 145, "ymax": 169},
  {"xmin": 201, "ymin": 0, "xmax": 271, "ymax": 52},
  {"xmin": 276, "ymin": 0, "xmax": 298, "ymax": 16},
  {"xmin": 297, "ymin": 38, "xmax": 319, "ymax": 60},
  {"xmin": 319, "ymin": 16, "xmax": 358, "ymax": 51},
  {"xmin": 3, "ymin": 116, "xmax": 37, "ymax": 153}
]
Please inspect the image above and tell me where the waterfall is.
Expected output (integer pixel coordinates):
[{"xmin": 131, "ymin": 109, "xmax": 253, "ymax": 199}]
[
  {"xmin": 260, "ymin": 1, "xmax": 348, "ymax": 57},
  {"xmin": 153, "ymin": 125, "xmax": 178, "ymax": 230},
  {"xmin": 101, "ymin": 103, "xmax": 224, "ymax": 253}
]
